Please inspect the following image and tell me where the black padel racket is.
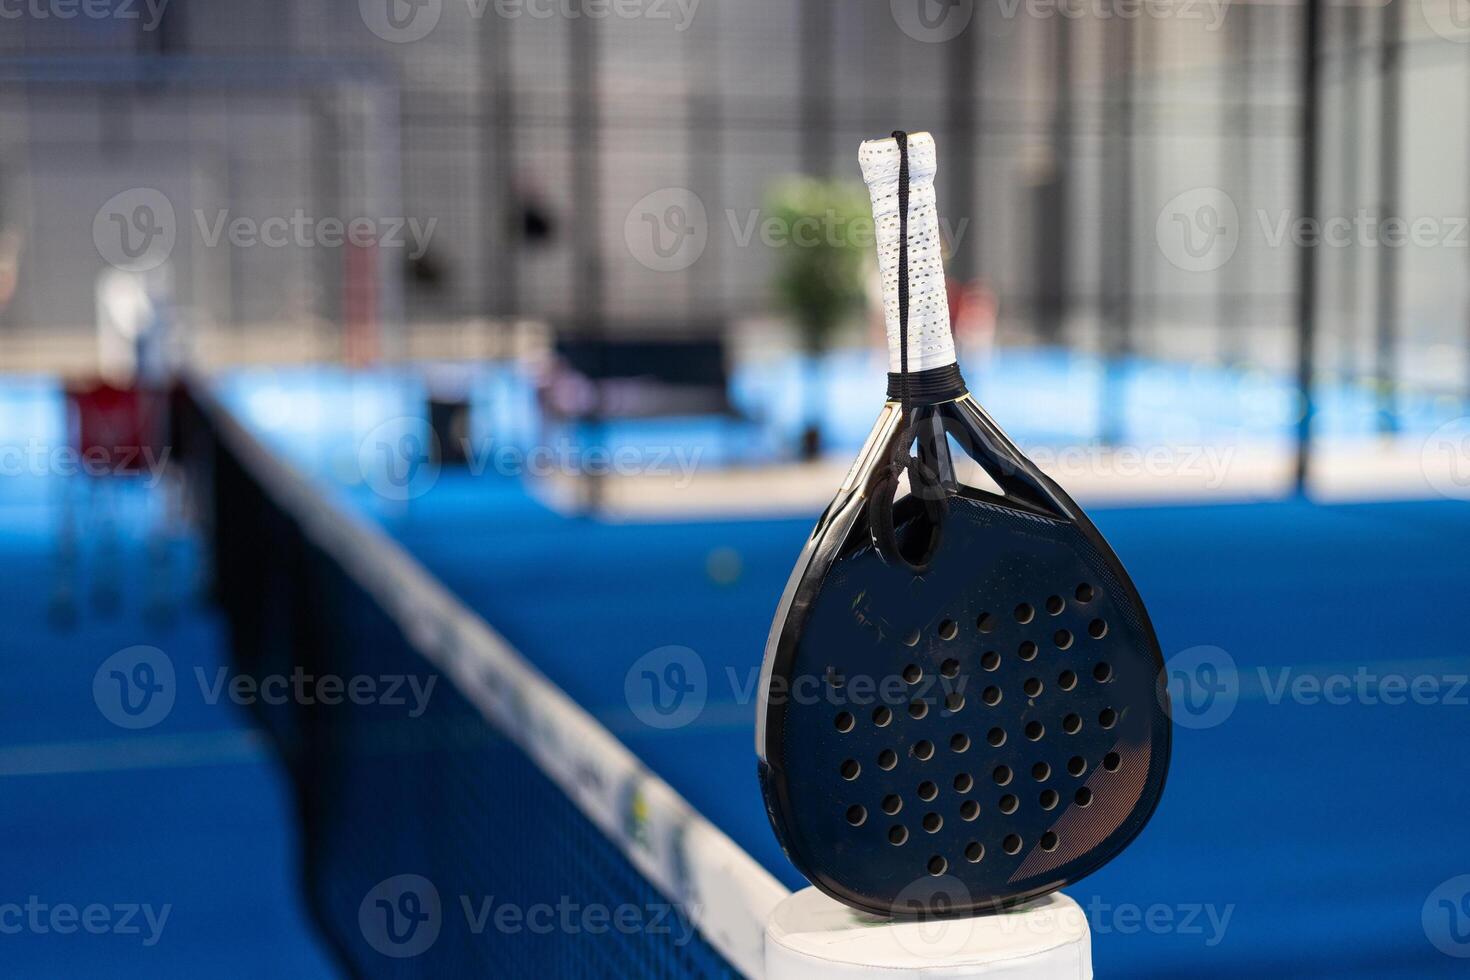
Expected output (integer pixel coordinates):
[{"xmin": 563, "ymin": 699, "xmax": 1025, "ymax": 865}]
[{"xmin": 756, "ymin": 132, "xmax": 1170, "ymax": 917}]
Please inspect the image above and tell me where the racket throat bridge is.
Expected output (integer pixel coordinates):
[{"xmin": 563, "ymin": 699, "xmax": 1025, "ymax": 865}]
[
  {"xmin": 866, "ymin": 402, "xmax": 958, "ymax": 572},
  {"xmin": 910, "ymin": 406, "xmax": 958, "ymax": 496}
]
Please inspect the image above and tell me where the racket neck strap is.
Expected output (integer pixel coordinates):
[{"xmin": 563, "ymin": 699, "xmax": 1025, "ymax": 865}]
[
  {"xmin": 868, "ymin": 130, "xmax": 947, "ymax": 573},
  {"xmin": 895, "ymin": 130, "xmax": 912, "ymax": 421}
]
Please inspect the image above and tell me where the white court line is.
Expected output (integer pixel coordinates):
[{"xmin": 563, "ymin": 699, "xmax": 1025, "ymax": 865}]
[{"xmin": 0, "ymin": 729, "xmax": 267, "ymax": 778}]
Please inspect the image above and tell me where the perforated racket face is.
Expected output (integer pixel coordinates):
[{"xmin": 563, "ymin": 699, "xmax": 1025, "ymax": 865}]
[{"xmin": 758, "ymin": 399, "xmax": 1170, "ymax": 917}]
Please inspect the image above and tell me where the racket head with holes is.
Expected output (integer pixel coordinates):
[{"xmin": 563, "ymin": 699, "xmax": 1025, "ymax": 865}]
[{"xmin": 756, "ymin": 394, "xmax": 1171, "ymax": 916}]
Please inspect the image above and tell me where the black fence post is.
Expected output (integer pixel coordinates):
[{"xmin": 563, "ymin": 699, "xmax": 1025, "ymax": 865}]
[
  {"xmin": 1295, "ymin": 0, "xmax": 1324, "ymax": 494},
  {"xmin": 1374, "ymin": 1, "xmax": 1401, "ymax": 435}
]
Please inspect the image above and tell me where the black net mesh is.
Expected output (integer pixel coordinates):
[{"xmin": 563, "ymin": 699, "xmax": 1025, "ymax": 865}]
[{"xmin": 177, "ymin": 386, "xmax": 742, "ymax": 978}]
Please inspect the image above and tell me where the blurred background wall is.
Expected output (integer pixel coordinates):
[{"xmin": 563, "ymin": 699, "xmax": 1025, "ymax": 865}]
[{"xmin": 1, "ymin": 1, "xmax": 1468, "ymax": 420}]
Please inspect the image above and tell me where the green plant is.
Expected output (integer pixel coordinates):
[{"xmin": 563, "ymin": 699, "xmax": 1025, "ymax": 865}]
[
  {"xmin": 766, "ymin": 177, "xmax": 871, "ymax": 355},
  {"xmin": 766, "ymin": 178, "xmax": 870, "ymax": 459}
]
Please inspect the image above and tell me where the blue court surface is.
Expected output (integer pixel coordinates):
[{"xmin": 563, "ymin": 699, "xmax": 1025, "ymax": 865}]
[
  {"xmin": 215, "ymin": 347, "xmax": 1469, "ymax": 473},
  {"xmin": 224, "ymin": 359, "xmax": 1469, "ymax": 977},
  {"xmin": 0, "ymin": 382, "xmax": 336, "ymax": 977},
  {"xmin": 4, "ymin": 361, "xmax": 1468, "ymax": 977},
  {"xmin": 369, "ymin": 480, "xmax": 1470, "ymax": 978}
]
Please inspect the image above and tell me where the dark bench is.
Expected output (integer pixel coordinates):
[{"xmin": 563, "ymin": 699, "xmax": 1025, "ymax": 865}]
[{"xmin": 540, "ymin": 334, "xmax": 739, "ymax": 421}]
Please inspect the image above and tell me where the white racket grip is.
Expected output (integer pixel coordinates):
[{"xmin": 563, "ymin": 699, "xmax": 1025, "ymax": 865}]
[{"xmin": 858, "ymin": 132, "xmax": 957, "ymax": 374}]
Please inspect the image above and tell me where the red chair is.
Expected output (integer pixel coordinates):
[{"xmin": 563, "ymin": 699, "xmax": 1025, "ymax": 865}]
[{"xmin": 63, "ymin": 380, "xmax": 167, "ymax": 476}]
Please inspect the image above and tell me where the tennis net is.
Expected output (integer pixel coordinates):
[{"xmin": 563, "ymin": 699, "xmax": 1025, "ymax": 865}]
[{"xmin": 173, "ymin": 380, "xmax": 785, "ymax": 978}]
